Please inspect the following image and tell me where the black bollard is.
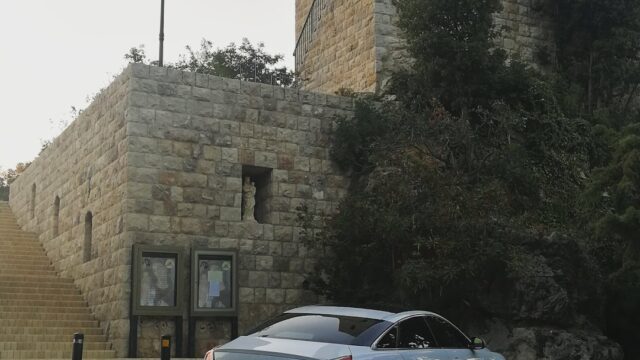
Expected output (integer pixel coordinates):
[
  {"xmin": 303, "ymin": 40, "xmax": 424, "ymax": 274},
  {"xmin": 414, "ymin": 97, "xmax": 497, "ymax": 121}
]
[
  {"xmin": 72, "ymin": 333, "xmax": 84, "ymax": 360},
  {"xmin": 161, "ymin": 335, "xmax": 171, "ymax": 360}
]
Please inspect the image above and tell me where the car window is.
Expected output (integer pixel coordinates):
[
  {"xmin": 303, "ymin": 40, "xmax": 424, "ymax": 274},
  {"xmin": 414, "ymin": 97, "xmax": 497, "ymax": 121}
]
[
  {"xmin": 398, "ymin": 316, "xmax": 436, "ymax": 349},
  {"xmin": 248, "ymin": 313, "xmax": 384, "ymax": 345},
  {"xmin": 376, "ymin": 326, "xmax": 398, "ymax": 348},
  {"xmin": 425, "ymin": 315, "xmax": 469, "ymax": 348}
]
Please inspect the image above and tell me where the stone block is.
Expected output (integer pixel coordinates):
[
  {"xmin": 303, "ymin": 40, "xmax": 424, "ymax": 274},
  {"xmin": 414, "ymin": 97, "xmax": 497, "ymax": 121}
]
[
  {"xmin": 239, "ymin": 287, "xmax": 255, "ymax": 304},
  {"xmin": 149, "ymin": 215, "xmax": 171, "ymax": 233},
  {"xmin": 256, "ymin": 256, "xmax": 274, "ymax": 271},
  {"xmin": 266, "ymin": 289, "xmax": 285, "ymax": 304},
  {"xmin": 220, "ymin": 207, "xmax": 241, "ymax": 221},
  {"xmin": 249, "ymin": 271, "xmax": 269, "ymax": 287},
  {"xmin": 222, "ymin": 148, "xmax": 239, "ymax": 163},
  {"xmin": 254, "ymin": 151, "xmax": 278, "ymax": 168}
]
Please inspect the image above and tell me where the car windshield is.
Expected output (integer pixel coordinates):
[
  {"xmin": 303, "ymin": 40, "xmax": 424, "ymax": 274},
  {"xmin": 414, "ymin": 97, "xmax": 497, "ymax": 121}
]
[{"xmin": 248, "ymin": 313, "xmax": 385, "ymax": 345}]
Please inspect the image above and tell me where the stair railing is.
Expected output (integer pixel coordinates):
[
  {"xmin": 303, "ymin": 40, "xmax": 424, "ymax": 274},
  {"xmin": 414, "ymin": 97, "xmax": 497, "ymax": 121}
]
[{"xmin": 294, "ymin": 0, "xmax": 331, "ymax": 72}]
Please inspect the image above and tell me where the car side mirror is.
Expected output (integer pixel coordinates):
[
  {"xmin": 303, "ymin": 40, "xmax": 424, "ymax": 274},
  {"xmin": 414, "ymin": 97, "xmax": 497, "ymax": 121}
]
[{"xmin": 469, "ymin": 337, "xmax": 485, "ymax": 350}]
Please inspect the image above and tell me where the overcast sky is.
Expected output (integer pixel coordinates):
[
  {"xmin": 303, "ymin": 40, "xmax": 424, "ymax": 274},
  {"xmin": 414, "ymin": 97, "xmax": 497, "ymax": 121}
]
[{"xmin": 0, "ymin": 0, "xmax": 295, "ymax": 171}]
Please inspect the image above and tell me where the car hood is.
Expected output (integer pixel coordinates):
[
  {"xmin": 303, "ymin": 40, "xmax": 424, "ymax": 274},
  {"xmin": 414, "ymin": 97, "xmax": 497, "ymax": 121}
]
[{"xmin": 217, "ymin": 336, "xmax": 352, "ymax": 360}]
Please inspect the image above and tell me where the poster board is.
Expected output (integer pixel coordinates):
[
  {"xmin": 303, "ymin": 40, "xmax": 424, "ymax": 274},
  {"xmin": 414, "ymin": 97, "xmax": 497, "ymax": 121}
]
[
  {"xmin": 131, "ymin": 245, "xmax": 185, "ymax": 316},
  {"xmin": 190, "ymin": 249, "xmax": 238, "ymax": 316}
]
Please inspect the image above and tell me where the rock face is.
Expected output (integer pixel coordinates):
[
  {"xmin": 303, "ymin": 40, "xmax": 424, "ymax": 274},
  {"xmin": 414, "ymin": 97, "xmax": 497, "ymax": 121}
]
[
  {"xmin": 468, "ymin": 234, "xmax": 623, "ymax": 359},
  {"xmin": 481, "ymin": 325, "xmax": 624, "ymax": 360}
]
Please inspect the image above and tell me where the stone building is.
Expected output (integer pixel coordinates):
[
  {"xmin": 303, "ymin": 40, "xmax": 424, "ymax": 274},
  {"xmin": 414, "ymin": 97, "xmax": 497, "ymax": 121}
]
[
  {"xmin": 294, "ymin": 0, "xmax": 554, "ymax": 94},
  {"xmin": 4, "ymin": 1, "xmax": 556, "ymax": 358},
  {"xmin": 8, "ymin": 64, "xmax": 353, "ymax": 357}
]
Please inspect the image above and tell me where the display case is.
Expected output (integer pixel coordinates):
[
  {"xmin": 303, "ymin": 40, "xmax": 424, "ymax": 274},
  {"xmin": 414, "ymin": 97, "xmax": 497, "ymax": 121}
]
[
  {"xmin": 190, "ymin": 249, "xmax": 238, "ymax": 316},
  {"xmin": 131, "ymin": 245, "xmax": 185, "ymax": 316}
]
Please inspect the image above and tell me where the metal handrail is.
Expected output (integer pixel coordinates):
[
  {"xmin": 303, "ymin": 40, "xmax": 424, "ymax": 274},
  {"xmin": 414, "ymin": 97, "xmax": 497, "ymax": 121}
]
[{"xmin": 294, "ymin": 0, "xmax": 331, "ymax": 72}]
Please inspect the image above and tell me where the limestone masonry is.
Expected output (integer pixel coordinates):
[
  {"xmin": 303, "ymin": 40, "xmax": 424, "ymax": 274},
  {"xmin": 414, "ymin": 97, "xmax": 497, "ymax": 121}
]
[
  {"xmin": 295, "ymin": 0, "xmax": 554, "ymax": 94},
  {"xmin": 9, "ymin": 64, "xmax": 353, "ymax": 357},
  {"xmin": 7, "ymin": 1, "xmax": 553, "ymax": 357}
]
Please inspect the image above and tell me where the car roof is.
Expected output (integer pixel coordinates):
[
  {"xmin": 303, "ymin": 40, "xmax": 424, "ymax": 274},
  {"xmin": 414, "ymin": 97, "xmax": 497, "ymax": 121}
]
[{"xmin": 285, "ymin": 305, "xmax": 438, "ymax": 323}]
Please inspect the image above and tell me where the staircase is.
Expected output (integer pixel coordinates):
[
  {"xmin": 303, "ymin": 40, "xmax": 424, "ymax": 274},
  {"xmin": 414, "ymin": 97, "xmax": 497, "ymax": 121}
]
[{"xmin": 0, "ymin": 201, "xmax": 117, "ymax": 359}]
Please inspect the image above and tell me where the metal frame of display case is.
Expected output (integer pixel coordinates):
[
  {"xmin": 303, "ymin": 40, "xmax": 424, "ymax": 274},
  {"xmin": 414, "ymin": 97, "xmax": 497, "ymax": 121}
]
[
  {"xmin": 129, "ymin": 244, "xmax": 186, "ymax": 357},
  {"xmin": 188, "ymin": 249, "xmax": 239, "ymax": 357}
]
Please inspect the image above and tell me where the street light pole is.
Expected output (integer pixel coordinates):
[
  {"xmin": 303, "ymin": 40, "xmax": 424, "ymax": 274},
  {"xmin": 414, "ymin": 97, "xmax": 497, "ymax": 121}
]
[{"xmin": 159, "ymin": 0, "xmax": 165, "ymax": 66}]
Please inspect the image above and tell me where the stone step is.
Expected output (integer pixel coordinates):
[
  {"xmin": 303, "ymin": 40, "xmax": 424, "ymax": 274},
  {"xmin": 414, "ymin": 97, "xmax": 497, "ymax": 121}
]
[
  {"xmin": 0, "ymin": 259, "xmax": 53, "ymax": 266},
  {"xmin": 0, "ymin": 326, "xmax": 103, "ymax": 336},
  {"xmin": 0, "ymin": 250, "xmax": 46, "ymax": 255},
  {"xmin": 0, "ymin": 268, "xmax": 56, "ymax": 276},
  {"xmin": 0, "ymin": 333, "xmax": 107, "ymax": 343},
  {"xmin": 0, "ymin": 243, "xmax": 44, "ymax": 249},
  {"xmin": 0, "ymin": 306, "xmax": 95, "ymax": 318},
  {"xmin": 0, "ymin": 236, "xmax": 39, "ymax": 239},
  {"xmin": 0, "ymin": 246, "xmax": 46, "ymax": 252},
  {"xmin": 0, "ymin": 250, "xmax": 48, "ymax": 256},
  {"xmin": 0, "ymin": 341, "xmax": 110, "ymax": 351},
  {"xmin": 0, "ymin": 294, "xmax": 84, "ymax": 303},
  {"xmin": 0, "ymin": 319, "xmax": 100, "ymax": 328},
  {"xmin": 0, "ymin": 285, "xmax": 80, "ymax": 299},
  {"xmin": 0, "ymin": 311, "xmax": 94, "ymax": 321},
  {"xmin": 0, "ymin": 274, "xmax": 73, "ymax": 282},
  {"xmin": 0, "ymin": 268, "xmax": 57, "ymax": 275},
  {"xmin": 0, "ymin": 204, "xmax": 116, "ymax": 357},
  {"xmin": 0, "ymin": 280, "xmax": 76, "ymax": 289},
  {"xmin": 0, "ymin": 253, "xmax": 53, "ymax": 261},
  {"xmin": 0, "ymin": 305, "xmax": 90, "ymax": 314},
  {"xmin": 0, "ymin": 350, "xmax": 116, "ymax": 359}
]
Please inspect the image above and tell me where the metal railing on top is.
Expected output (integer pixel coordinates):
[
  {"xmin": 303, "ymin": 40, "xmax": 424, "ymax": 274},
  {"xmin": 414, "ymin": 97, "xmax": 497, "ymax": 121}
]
[{"xmin": 294, "ymin": 0, "xmax": 331, "ymax": 73}]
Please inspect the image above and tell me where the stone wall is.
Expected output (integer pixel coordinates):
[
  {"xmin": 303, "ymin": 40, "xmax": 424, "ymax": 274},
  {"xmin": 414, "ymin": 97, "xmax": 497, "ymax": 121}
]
[
  {"xmin": 9, "ymin": 69, "xmax": 131, "ymax": 353},
  {"xmin": 296, "ymin": 0, "xmax": 314, "ymax": 38},
  {"xmin": 495, "ymin": 0, "xmax": 555, "ymax": 63},
  {"xmin": 296, "ymin": 0, "xmax": 378, "ymax": 94},
  {"xmin": 9, "ymin": 63, "xmax": 354, "ymax": 357},
  {"xmin": 295, "ymin": 0, "xmax": 554, "ymax": 94}
]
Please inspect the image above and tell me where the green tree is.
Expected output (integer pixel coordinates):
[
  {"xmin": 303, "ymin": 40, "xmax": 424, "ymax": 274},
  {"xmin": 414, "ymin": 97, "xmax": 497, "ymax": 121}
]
[
  {"xmin": 124, "ymin": 45, "xmax": 148, "ymax": 64},
  {"xmin": 0, "ymin": 163, "xmax": 30, "ymax": 201},
  {"xmin": 392, "ymin": 0, "xmax": 544, "ymax": 117},
  {"xmin": 126, "ymin": 39, "xmax": 295, "ymax": 87},
  {"xmin": 302, "ymin": 0, "xmax": 608, "ymax": 349},
  {"xmin": 546, "ymin": 0, "xmax": 640, "ymax": 123}
]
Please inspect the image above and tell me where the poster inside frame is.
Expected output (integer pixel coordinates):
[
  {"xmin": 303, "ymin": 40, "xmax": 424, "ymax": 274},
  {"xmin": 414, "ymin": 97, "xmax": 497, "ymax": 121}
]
[
  {"xmin": 191, "ymin": 249, "xmax": 238, "ymax": 316},
  {"xmin": 132, "ymin": 245, "xmax": 185, "ymax": 316}
]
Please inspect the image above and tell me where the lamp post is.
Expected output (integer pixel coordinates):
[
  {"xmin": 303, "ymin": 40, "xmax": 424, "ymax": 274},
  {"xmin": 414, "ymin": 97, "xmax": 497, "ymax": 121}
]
[{"xmin": 159, "ymin": 0, "xmax": 165, "ymax": 66}]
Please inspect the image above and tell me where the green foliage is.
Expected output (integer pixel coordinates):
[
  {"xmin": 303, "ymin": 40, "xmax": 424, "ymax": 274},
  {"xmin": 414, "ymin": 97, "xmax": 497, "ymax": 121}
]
[
  {"xmin": 545, "ymin": 0, "xmax": 640, "ymax": 122},
  {"xmin": 126, "ymin": 39, "xmax": 295, "ymax": 87},
  {"xmin": 174, "ymin": 39, "xmax": 294, "ymax": 86},
  {"xmin": 0, "ymin": 163, "xmax": 29, "ymax": 201},
  {"xmin": 606, "ymin": 265, "xmax": 640, "ymax": 359},
  {"xmin": 124, "ymin": 45, "xmax": 148, "ymax": 64},
  {"xmin": 304, "ymin": 94, "xmax": 591, "ymax": 316},
  {"xmin": 392, "ymin": 0, "xmax": 547, "ymax": 117},
  {"xmin": 301, "ymin": 0, "xmax": 635, "ymax": 336},
  {"xmin": 582, "ymin": 124, "xmax": 640, "ymax": 266}
]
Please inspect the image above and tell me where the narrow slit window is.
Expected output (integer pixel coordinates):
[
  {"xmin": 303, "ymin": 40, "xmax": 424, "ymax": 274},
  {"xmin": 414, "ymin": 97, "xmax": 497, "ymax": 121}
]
[
  {"xmin": 84, "ymin": 212, "xmax": 93, "ymax": 262},
  {"xmin": 53, "ymin": 196, "xmax": 60, "ymax": 237},
  {"xmin": 30, "ymin": 183, "xmax": 36, "ymax": 219}
]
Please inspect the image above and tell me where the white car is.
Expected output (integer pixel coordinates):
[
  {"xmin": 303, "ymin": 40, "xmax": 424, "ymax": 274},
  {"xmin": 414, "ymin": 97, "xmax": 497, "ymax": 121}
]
[{"xmin": 205, "ymin": 305, "xmax": 505, "ymax": 360}]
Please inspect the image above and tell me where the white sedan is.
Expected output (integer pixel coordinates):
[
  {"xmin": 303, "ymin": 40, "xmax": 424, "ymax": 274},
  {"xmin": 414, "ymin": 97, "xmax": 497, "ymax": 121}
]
[{"xmin": 205, "ymin": 305, "xmax": 505, "ymax": 360}]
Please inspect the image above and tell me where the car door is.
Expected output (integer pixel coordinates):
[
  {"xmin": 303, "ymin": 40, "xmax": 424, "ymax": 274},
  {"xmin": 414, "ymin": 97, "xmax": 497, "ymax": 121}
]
[
  {"xmin": 375, "ymin": 316, "xmax": 451, "ymax": 360},
  {"xmin": 425, "ymin": 315, "xmax": 481, "ymax": 360}
]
